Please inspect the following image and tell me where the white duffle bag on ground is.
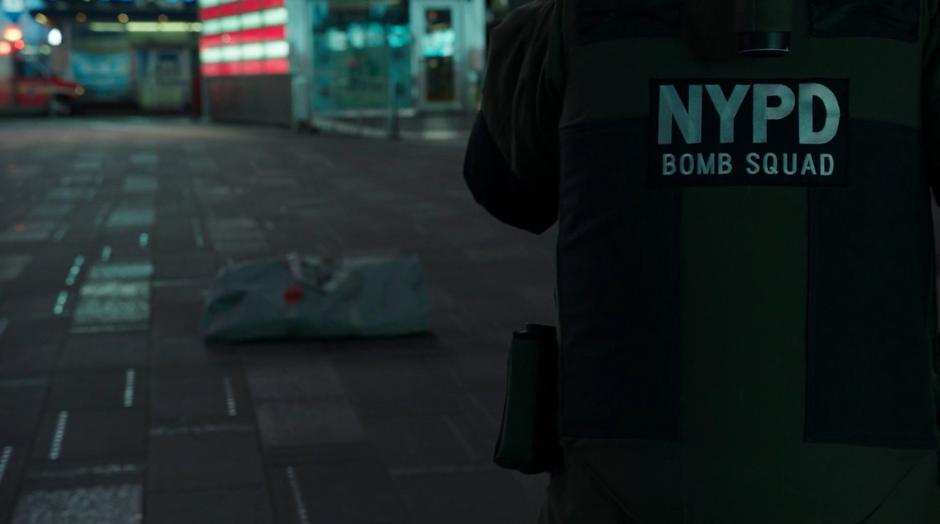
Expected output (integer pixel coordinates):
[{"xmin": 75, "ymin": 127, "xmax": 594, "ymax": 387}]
[{"xmin": 202, "ymin": 253, "xmax": 432, "ymax": 342}]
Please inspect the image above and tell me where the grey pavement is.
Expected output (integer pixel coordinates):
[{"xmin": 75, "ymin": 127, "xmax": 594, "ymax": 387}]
[
  {"xmin": 0, "ymin": 117, "xmax": 556, "ymax": 524},
  {"xmin": 311, "ymin": 112, "xmax": 475, "ymax": 143}
]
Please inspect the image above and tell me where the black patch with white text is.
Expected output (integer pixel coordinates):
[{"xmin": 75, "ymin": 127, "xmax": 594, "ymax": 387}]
[{"xmin": 648, "ymin": 79, "xmax": 849, "ymax": 187}]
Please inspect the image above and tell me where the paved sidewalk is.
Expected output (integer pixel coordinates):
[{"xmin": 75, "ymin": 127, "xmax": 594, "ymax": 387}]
[
  {"xmin": 311, "ymin": 112, "xmax": 475, "ymax": 143},
  {"xmin": 0, "ymin": 117, "xmax": 556, "ymax": 523}
]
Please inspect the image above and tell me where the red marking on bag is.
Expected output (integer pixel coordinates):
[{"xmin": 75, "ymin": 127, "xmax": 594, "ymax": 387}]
[{"xmin": 283, "ymin": 287, "xmax": 304, "ymax": 304}]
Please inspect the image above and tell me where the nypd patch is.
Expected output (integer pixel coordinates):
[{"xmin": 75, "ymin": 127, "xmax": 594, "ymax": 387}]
[{"xmin": 648, "ymin": 79, "xmax": 849, "ymax": 187}]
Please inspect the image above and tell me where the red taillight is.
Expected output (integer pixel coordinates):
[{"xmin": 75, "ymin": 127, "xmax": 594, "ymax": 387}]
[{"xmin": 12, "ymin": 40, "xmax": 24, "ymax": 51}]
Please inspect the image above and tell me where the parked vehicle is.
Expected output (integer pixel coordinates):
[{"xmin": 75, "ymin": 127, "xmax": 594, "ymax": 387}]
[{"xmin": 0, "ymin": 47, "xmax": 84, "ymax": 116}]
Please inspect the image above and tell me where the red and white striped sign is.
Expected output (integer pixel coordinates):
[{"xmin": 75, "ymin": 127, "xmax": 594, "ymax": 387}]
[{"xmin": 198, "ymin": 0, "xmax": 288, "ymax": 77}]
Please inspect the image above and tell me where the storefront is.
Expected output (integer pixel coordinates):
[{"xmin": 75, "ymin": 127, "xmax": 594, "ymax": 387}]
[
  {"xmin": 199, "ymin": 0, "xmax": 485, "ymax": 126},
  {"xmin": 30, "ymin": 0, "xmax": 201, "ymax": 113}
]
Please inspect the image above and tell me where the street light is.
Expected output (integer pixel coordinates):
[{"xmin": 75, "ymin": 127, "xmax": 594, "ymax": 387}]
[
  {"xmin": 2, "ymin": 25, "xmax": 23, "ymax": 43},
  {"xmin": 48, "ymin": 28, "xmax": 62, "ymax": 46}
]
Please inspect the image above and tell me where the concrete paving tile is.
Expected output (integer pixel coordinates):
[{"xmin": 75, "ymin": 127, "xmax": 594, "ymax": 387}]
[
  {"xmin": 11, "ymin": 483, "xmax": 142, "ymax": 524},
  {"xmin": 332, "ymin": 354, "xmax": 465, "ymax": 416},
  {"xmin": 361, "ymin": 414, "xmax": 484, "ymax": 471},
  {"xmin": 255, "ymin": 401, "xmax": 364, "ymax": 448},
  {"xmin": 511, "ymin": 472, "xmax": 551, "ymax": 518},
  {"xmin": 147, "ymin": 431, "xmax": 264, "ymax": 491},
  {"xmin": 150, "ymin": 282, "xmax": 207, "ymax": 306},
  {"xmin": 328, "ymin": 334, "xmax": 443, "ymax": 355},
  {"xmin": 60, "ymin": 174, "xmax": 102, "ymax": 187},
  {"xmin": 71, "ymin": 280, "xmax": 150, "ymax": 329},
  {"xmin": 26, "ymin": 202, "xmax": 74, "ymax": 220},
  {"xmin": 0, "ymin": 221, "xmax": 56, "ymax": 243},
  {"xmin": 0, "ymin": 445, "xmax": 28, "ymax": 524},
  {"xmin": 32, "ymin": 409, "xmax": 147, "ymax": 464},
  {"xmin": 443, "ymin": 353, "xmax": 508, "ymax": 385},
  {"xmin": 150, "ymin": 302, "xmax": 202, "ymax": 338},
  {"xmin": 129, "ymin": 152, "xmax": 159, "ymax": 166},
  {"xmin": 1, "ymin": 256, "xmax": 73, "ymax": 292},
  {"xmin": 0, "ymin": 118, "xmax": 561, "ymax": 524},
  {"xmin": 151, "ymin": 337, "xmax": 237, "ymax": 369},
  {"xmin": 394, "ymin": 470, "xmax": 534, "ymax": 524},
  {"xmin": 106, "ymin": 206, "xmax": 155, "ymax": 229},
  {"xmin": 268, "ymin": 462, "xmax": 407, "ymax": 524},
  {"xmin": 21, "ymin": 462, "xmax": 144, "ymax": 492},
  {"xmin": 0, "ymin": 343, "xmax": 62, "ymax": 377},
  {"xmin": 146, "ymin": 486, "xmax": 274, "ymax": 524},
  {"xmin": 261, "ymin": 441, "xmax": 380, "ymax": 466},
  {"xmin": 206, "ymin": 219, "xmax": 269, "ymax": 255},
  {"xmin": 46, "ymin": 187, "xmax": 97, "ymax": 202},
  {"xmin": 244, "ymin": 358, "xmax": 345, "ymax": 401},
  {"xmin": 152, "ymin": 253, "xmax": 220, "ymax": 280},
  {"xmin": 58, "ymin": 333, "xmax": 150, "ymax": 371},
  {"xmin": 149, "ymin": 234, "xmax": 200, "ymax": 253},
  {"xmin": 0, "ymin": 255, "xmax": 31, "ymax": 281},
  {"xmin": 152, "ymin": 217, "xmax": 200, "ymax": 234},
  {"xmin": 0, "ymin": 293, "xmax": 63, "ymax": 319},
  {"xmin": 122, "ymin": 176, "xmax": 158, "ymax": 194},
  {"xmin": 150, "ymin": 367, "xmax": 252, "ymax": 425},
  {"xmin": 87, "ymin": 262, "xmax": 153, "ymax": 281},
  {"xmin": 48, "ymin": 369, "xmax": 146, "ymax": 411},
  {"xmin": 0, "ymin": 381, "xmax": 47, "ymax": 444}
]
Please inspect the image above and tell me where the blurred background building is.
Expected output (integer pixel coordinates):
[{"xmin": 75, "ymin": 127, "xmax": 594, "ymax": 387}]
[
  {"xmin": 2, "ymin": 0, "xmax": 526, "ymax": 122},
  {"xmin": 3, "ymin": 0, "xmax": 201, "ymax": 113},
  {"xmin": 199, "ymin": 0, "xmax": 487, "ymax": 126}
]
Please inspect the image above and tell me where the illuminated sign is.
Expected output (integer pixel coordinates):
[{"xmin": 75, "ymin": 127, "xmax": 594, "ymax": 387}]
[
  {"xmin": 1, "ymin": 0, "xmax": 24, "ymax": 20},
  {"xmin": 198, "ymin": 0, "xmax": 289, "ymax": 76}
]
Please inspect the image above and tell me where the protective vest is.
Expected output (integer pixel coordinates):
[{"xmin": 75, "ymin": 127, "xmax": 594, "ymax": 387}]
[
  {"xmin": 557, "ymin": 0, "xmax": 940, "ymax": 449},
  {"xmin": 465, "ymin": 0, "xmax": 940, "ymax": 520}
]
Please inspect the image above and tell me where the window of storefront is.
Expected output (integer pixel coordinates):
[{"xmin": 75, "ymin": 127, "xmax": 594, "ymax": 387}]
[{"xmin": 310, "ymin": 0, "xmax": 412, "ymax": 113}]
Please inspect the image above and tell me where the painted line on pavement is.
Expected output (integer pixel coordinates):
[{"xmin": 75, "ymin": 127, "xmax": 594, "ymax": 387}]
[
  {"xmin": 123, "ymin": 369, "xmax": 136, "ymax": 408},
  {"xmin": 101, "ymin": 245, "xmax": 112, "ymax": 262},
  {"xmin": 53, "ymin": 291, "xmax": 69, "ymax": 316},
  {"xmin": 52, "ymin": 225, "xmax": 69, "ymax": 242},
  {"xmin": 64, "ymin": 255, "xmax": 85, "ymax": 286},
  {"xmin": 49, "ymin": 411, "xmax": 69, "ymax": 461},
  {"xmin": 286, "ymin": 467, "xmax": 311, "ymax": 524},
  {"xmin": 192, "ymin": 219, "xmax": 206, "ymax": 248},
  {"xmin": 442, "ymin": 415, "xmax": 478, "ymax": 461},
  {"xmin": 0, "ymin": 446, "xmax": 12, "ymax": 485},
  {"xmin": 223, "ymin": 377, "xmax": 237, "ymax": 417}
]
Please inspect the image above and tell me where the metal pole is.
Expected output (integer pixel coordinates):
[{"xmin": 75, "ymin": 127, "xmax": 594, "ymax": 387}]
[{"xmin": 386, "ymin": 26, "xmax": 400, "ymax": 141}]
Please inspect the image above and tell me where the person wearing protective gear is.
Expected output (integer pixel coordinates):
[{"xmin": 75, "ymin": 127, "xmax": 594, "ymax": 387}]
[{"xmin": 464, "ymin": 0, "xmax": 940, "ymax": 522}]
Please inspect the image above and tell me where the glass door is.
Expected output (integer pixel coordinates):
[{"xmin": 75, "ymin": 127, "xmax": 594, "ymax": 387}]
[{"xmin": 413, "ymin": 0, "xmax": 461, "ymax": 110}]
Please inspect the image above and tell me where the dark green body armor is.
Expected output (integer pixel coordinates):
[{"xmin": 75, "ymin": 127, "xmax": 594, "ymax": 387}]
[{"xmin": 466, "ymin": 0, "xmax": 940, "ymax": 521}]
